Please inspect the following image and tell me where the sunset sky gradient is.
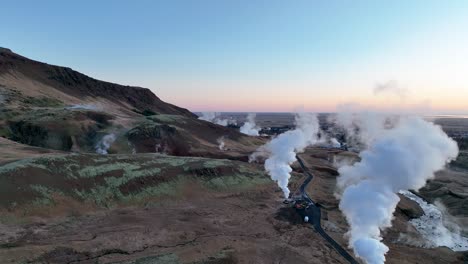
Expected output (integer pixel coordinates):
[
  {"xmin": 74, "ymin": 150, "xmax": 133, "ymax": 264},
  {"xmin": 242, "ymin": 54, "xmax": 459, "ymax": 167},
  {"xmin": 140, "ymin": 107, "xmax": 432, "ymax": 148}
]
[{"xmin": 2, "ymin": 1, "xmax": 468, "ymax": 113}]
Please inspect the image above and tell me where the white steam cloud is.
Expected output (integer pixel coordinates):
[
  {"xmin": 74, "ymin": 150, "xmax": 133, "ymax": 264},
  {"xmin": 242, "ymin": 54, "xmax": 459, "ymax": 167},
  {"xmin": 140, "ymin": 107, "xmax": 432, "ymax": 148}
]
[
  {"xmin": 332, "ymin": 110, "xmax": 391, "ymax": 149},
  {"xmin": 95, "ymin": 133, "xmax": 117, "ymax": 155},
  {"xmin": 335, "ymin": 115, "xmax": 458, "ymax": 264},
  {"xmin": 198, "ymin": 112, "xmax": 235, "ymax": 126},
  {"xmin": 330, "ymin": 138, "xmax": 341, "ymax": 148},
  {"xmin": 240, "ymin": 113, "xmax": 260, "ymax": 136},
  {"xmin": 251, "ymin": 112, "xmax": 320, "ymax": 198},
  {"xmin": 217, "ymin": 136, "xmax": 226, "ymax": 151},
  {"xmin": 66, "ymin": 104, "xmax": 100, "ymax": 111}
]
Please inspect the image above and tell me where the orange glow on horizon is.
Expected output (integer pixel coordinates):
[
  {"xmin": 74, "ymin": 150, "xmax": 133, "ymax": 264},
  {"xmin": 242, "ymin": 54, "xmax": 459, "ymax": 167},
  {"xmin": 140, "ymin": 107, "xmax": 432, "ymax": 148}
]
[{"xmin": 180, "ymin": 96, "xmax": 468, "ymax": 114}]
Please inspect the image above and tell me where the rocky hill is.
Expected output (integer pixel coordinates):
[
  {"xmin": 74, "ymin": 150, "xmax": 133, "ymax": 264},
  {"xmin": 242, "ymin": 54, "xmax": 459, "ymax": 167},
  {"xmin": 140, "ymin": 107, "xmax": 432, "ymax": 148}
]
[
  {"xmin": 0, "ymin": 47, "xmax": 193, "ymax": 117},
  {"xmin": 0, "ymin": 48, "xmax": 264, "ymax": 159}
]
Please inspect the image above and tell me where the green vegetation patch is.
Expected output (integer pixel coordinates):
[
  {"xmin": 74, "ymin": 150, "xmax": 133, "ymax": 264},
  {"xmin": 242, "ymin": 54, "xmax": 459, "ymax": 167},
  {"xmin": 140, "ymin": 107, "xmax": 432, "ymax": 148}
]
[
  {"xmin": 203, "ymin": 159, "xmax": 229, "ymax": 168},
  {"xmin": 0, "ymin": 158, "xmax": 49, "ymax": 174},
  {"xmin": 77, "ymin": 162, "xmax": 141, "ymax": 178},
  {"xmin": 31, "ymin": 185, "xmax": 64, "ymax": 197},
  {"xmin": 0, "ymin": 153, "xmax": 269, "ymax": 211},
  {"xmin": 144, "ymin": 156, "xmax": 192, "ymax": 167},
  {"xmin": 30, "ymin": 185, "xmax": 64, "ymax": 206},
  {"xmin": 74, "ymin": 185, "xmax": 119, "ymax": 207},
  {"xmin": 76, "ymin": 159, "xmax": 165, "ymax": 179},
  {"xmin": 121, "ymin": 175, "xmax": 187, "ymax": 203},
  {"xmin": 73, "ymin": 162, "xmax": 166, "ymax": 206},
  {"xmin": 74, "ymin": 169, "xmax": 178, "ymax": 208},
  {"xmin": 203, "ymin": 174, "xmax": 270, "ymax": 191}
]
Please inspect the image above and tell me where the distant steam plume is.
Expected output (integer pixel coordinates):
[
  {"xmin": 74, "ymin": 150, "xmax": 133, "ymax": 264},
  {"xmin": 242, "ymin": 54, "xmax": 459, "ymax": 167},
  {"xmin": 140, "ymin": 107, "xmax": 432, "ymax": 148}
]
[
  {"xmin": 95, "ymin": 133, "xmax": 116, "ymax": 154},
  {"xmin": 335, "ymin": 115, "xmax": 458, "ymax": 264},
  {"xmin": 199, "ymin": 112, "xmax": 217, "ymax": 122},
  {"xmin": 66, "ymin": 104, "xmax": 100, "ymax": 111},
  {"xmin": 198, "ymin": 112, "xmax": 235, "ymax": 126},
  {"xmin": 332, "ymin": 110, "xmax": 390, "ymax": 149},
  {"xmin": 373, "ymin": 80, "xmax": 408, "ymax": 99},
  {"xmin": 251, "ymin": 112, "xmax": 320, "ymax": 198},
  {"xmin": 330, "ymin": 138, "xmax": 341, "ymax": 148},
  {"xmin": 240, "ymin": 113, "xmax": 260, "ymax": 136},
  {"xmin": 217, "ymin": 136, "xmax": 226, "ymax": 151}
]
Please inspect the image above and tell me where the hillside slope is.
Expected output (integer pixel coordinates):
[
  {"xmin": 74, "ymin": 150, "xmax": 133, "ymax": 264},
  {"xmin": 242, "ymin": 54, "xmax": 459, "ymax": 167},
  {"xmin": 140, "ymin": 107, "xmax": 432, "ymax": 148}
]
[
  {"xmin": 0, "ymin": 47, "xmax": 193, "ymax": 117},
  {"xmin": 0, "ymin": 48, "xmax": 264, "ymax": 157}
]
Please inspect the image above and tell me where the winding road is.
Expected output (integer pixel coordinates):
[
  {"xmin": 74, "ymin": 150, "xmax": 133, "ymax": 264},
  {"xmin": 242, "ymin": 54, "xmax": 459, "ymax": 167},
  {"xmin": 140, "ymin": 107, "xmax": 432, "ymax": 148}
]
[{"xmin": 295, "ymin": 155, "xmax": 359, "ymax": 264}]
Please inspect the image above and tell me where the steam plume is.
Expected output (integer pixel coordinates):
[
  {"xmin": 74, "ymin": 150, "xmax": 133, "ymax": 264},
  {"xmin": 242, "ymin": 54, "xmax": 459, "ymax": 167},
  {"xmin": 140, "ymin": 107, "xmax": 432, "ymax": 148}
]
[
  {"xmin": 96, "ymin": 133, "xmax": 116, "ymax": 154},
  {"xmin": 332, "ymin": 110, "xmax": 390, "ymax": 149},
  {"xmin": 198, "ymin": 112, "xmax": 235, "ymax": 126},
  {"xmin": 251, "ymin": 112, "xmax": 320, "ymax": 198},
  {"xmin": 66, "ymin": 104, "xmax": 100, "ymax": 110},
  {"xmin": 335, "ymin": 115, "xmax": 458, "ymax": 264},
  {"xmin": 240, "ymin": 113, "xmax": 260, "ymax": 136},
  {"xmin": 373, "ymin": 80, "xmax": 408, "ymax": 99},
  {"xmin": 199, "ymin": 112, "xmax": 217, "ymax": 122},
  {"xmin": 330, "ymin": 138, "xmax": 341, "ymax": 148},
  {"xmin": 217, "ymin": 136, "xmax": 226, "ymax": 151}
]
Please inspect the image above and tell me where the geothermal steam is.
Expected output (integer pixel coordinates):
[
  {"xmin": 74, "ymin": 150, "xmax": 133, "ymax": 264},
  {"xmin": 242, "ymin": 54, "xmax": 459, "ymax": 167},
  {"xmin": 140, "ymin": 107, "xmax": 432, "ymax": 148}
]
[
  {"xmin": 96, "ymin": 133, "xmax": 117, "ymax": 155},
  {"xmin": 332, "ymin": 110, "xmax": 390, "ymax": 149},
  {"xmin": 330, "ymin": 138, "xmax": 341, "ymax": 148},
  {"xmin": 373, "ymin": 80, "xmax": 408, "ymax": 99},
  {"xmin": 66, "ymin": 104, "xmax": 100, "ymax": 111},
  {"xmin": 335, "ymin": 115, "xmax": 458, "ymax": 264},
  {"xmin": 217, "ymin": 136, "xmax": 226, "ymax": 151},
  {"xmin": 198, "ymin": 112, "xmax": 235, "ymax": 126},
  {"xmin": 240, "ymin": 113, "xmax": 260, "ymax": 136},
  {"xmin": 252, "ymin": 113, "xmax": 320, "ymax": 198}
]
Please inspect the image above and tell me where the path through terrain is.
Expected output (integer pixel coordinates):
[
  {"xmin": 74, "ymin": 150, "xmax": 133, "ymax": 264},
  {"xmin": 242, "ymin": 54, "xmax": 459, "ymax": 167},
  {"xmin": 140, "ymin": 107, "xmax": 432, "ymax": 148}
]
[{"xmin": 295, "ymin": 155, "xmax": 359, "ymax": 264}]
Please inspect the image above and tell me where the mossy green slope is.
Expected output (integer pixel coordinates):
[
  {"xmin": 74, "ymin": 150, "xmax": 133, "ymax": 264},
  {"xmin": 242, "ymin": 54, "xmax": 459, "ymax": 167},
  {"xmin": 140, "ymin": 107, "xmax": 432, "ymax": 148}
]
[{"xmin": 0, "ymin": 153, "xmax": 268, "ymax": 210}]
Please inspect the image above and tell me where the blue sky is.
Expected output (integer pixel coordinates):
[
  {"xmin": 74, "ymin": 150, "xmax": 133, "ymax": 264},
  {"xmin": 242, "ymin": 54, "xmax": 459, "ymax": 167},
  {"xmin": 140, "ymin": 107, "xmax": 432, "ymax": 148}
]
[{"xmin": 2, "ymin": 1, "xmax": 468, "ymax": 113}]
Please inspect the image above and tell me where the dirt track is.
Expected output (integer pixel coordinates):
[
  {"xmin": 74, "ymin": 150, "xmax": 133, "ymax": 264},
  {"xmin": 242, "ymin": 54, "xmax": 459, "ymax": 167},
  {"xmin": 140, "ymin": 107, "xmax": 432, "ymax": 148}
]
[{"xmin": 295, "ymin": 155, "xmax": 358, "ymax": 264}]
